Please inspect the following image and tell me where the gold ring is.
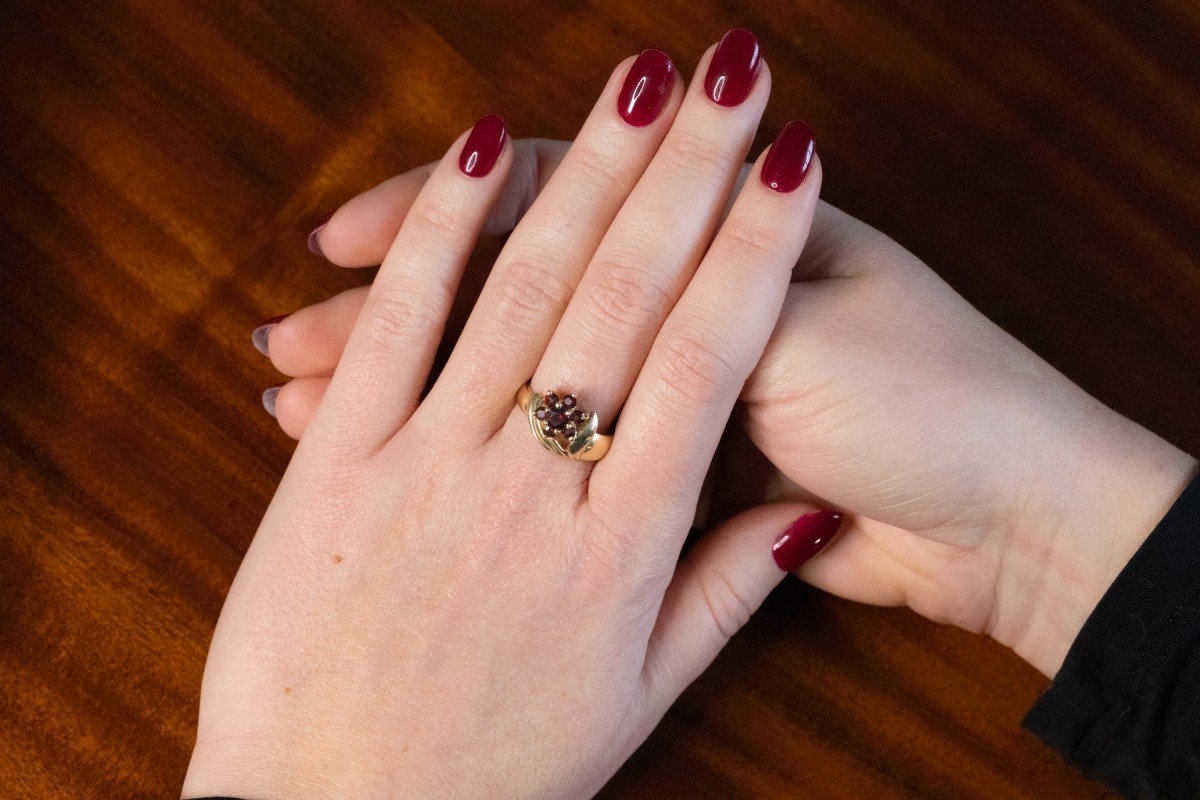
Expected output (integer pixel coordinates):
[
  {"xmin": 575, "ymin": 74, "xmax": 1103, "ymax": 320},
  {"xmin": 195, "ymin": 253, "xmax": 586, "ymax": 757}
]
[{"xmin": 516, "ymin": 383, "xmax": 612, "ymax": 462}]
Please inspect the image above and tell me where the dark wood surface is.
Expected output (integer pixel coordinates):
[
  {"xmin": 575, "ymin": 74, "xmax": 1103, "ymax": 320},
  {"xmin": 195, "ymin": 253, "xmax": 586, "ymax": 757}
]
[{"xmin": 2, "ymin": 1, "xmax": 1197, "ymax": 797}]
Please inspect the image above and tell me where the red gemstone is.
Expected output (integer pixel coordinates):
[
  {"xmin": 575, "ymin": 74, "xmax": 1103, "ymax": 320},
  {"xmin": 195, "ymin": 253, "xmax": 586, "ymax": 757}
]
[
  {"xmin": 562, "ymin": 395, "xmax": 577, "ymax": 409},
  {"xmin": 548, "ymin": 411, "xmax": 567, "ymax": 428},
  {"xmin": 535, "ymin": 408, "xmax": 548, "ymax": 420}
]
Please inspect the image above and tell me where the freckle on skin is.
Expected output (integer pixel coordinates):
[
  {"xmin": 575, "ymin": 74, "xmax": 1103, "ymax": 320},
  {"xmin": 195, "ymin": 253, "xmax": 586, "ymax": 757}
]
[
  {"xmin": 331, "ymin": 554, "xmax": 344, "ymax": 564},
  {"xmin": 284, "ymin": 686, "xmax": 291, "ymax": 694}
]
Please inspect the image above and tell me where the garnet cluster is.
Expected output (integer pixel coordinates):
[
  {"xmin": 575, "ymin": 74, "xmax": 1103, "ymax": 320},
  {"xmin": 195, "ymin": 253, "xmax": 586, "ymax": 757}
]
[{"xmin": 535, "ymin": 391, "xmax": 590, "ymax": 443}]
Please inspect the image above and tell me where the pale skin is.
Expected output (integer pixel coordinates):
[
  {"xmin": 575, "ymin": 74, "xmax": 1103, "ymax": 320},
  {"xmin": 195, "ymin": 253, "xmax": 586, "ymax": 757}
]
[
  {"xmin": 188, "ymin": 50, "xmax": 1200, "ymax": 800},
  {"xmin": 186, "ymin": 47, "xmax": 830, "ymax": 798},
  {"xmin": 267, "ymin": 135, "xmax": 1197, "ymax": 681}
]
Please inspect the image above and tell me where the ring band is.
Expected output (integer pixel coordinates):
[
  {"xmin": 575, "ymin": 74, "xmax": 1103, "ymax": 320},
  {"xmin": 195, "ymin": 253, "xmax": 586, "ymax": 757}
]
[{"xmin": 516, "ymin": 384, "xmax": 612, "ymax": 462}]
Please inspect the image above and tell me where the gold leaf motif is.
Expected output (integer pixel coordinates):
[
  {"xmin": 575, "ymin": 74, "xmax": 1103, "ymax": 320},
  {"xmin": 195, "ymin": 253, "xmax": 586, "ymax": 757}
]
[{"xmin": 567, "ymin": 412, "xmax": 599, "ymax": 457}]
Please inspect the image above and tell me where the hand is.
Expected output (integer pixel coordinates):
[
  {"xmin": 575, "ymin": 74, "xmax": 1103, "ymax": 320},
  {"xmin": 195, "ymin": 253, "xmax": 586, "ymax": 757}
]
[
  {"xmin": 263, "ymin": 143, "xmax": 1196, "ymax": 679},
  {"xmin": 188, "ymin": 37, "xmax": 828, "ymax": 799}
]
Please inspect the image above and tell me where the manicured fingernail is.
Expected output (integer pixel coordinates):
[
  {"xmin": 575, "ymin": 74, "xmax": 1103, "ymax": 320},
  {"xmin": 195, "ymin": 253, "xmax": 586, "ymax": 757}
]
[
  {"xmin": 459, "ymin": 114, "xmax": 507, "ymax": 177},
  {"xmin": 307, "ymin": 212, "xmax": 332, "ymax": 257},
  {"xmin": 760, "ymin": 121, "xmax": 816, "ymax": 193},
  {"xmin": 251, "ymin": 314, "xmax": 289, "ymax": 356},
  {"xmin": 704, "ymin": 28, "xmax": 761, "ymax": 107},
  {"xmin": 262, "ymin": 386, "xmax": 281, "ymax": 418},
  {"xmin": 617, "ymin": 49, "xmax": 675, "ymax": 126},
  {"xmin": 772, "ymin": 510, "xmax": 843, "ymax": 571}
]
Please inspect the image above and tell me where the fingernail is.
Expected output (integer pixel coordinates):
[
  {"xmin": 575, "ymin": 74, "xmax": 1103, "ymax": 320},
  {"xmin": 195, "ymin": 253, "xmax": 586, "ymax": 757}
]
[
  {"xmin": 459, "ymin": 114, "xmax": 507, "ymax": 178},
  {"xmin": 760, "ymin": 121, "xmax": 816, "ymax": 193},
  {"xmin": 307, "ymin": 212, "xmax": 332, "ymax": 257},
  {"xmin": 262, "ymin": 386, "xmax": 281, "ymax": 418},
  {"xmin": 251, "ymin": 314, "xmax": 289, "ymax": 356},
  {"xmin": 772, "ymin": 510, "xmax": 843, "ymax": 571},
  {"xmin": 704, "ymin": 28, "xmax": 761, "ymax": 107},
  {"xmin": 617, "ymin": 49, "xmax": 675, "ymax": 127}
]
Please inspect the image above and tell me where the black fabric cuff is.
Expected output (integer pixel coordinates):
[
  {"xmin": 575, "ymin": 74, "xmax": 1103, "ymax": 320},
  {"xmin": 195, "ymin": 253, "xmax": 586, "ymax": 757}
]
[{"xmin": 1022, "ymin": 471, "xmax": 1200, "ymax": 798}]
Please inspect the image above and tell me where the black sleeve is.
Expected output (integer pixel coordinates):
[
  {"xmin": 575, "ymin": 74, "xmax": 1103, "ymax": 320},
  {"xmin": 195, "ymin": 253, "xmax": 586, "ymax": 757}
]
[{"xmin": 1023, "ymin": 472, "xmax": 1200, "ymax": 799}]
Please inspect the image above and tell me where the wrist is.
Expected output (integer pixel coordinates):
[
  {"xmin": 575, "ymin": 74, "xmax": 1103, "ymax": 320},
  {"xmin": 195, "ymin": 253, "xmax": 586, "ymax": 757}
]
[{"xmin": 988, "ymin": 405, "xmax": 1197, "ymax": 678}]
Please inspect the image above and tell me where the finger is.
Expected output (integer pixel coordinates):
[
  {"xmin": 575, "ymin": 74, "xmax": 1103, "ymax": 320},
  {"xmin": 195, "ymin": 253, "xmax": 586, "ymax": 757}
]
[
  {"xmin": 311, "ymin": 150, "xmax": 862, "ymax": 289},
  {"xmin": 641, "ymin": 504, "xmax": 844, "ymax": 707},
  {"xmin": 426, "ymin": 50, "xmax": 684, "ymax": 427},
  {"xmin": 277, "ymin": 150, "xmax": 752, "ymax": 381},
  {"xmin": 264, "ymin": 155, "xmax": 753, "ymax": 384},
  {"xmin": 597, "ymin": 124, "xmax": 822, "ymax": 541},
  {"xmin": 266, "ymin": 377, "xmax": 331, "ymax": 440},
  {"xmin": 791, "ymin": 516, "xmax": 910, "ymax": 607},
  {"xmin": 312, "ymin": 139, "xmax": 572, "ymax": 267},
  {"xmin": 529, "ymin": 31, "xmax": 769, "ymax": 443},
  {"xmin": 316, "ymin": 115, "xmax": 514, "ymax": 449},
  {"xmin": 266, "ymin": 287, "xmax": 368, "ymax": 378},
  {"xmin": 275, "ymin": 155, "xmax": 758, "ymax": 381}
]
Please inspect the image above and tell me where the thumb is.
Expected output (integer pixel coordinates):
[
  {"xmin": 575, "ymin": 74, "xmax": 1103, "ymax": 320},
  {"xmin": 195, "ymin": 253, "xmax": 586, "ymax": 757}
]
[{"xmin": 641, "ymin": 504, "xmax": 844, "ymax": 708}]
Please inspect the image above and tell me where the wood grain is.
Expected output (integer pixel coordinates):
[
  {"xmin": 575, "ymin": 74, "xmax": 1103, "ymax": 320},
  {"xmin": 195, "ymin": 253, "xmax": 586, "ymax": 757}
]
[{"xmin": 2, "ymin": 1, "xmax": 1196, "ymax": 797}]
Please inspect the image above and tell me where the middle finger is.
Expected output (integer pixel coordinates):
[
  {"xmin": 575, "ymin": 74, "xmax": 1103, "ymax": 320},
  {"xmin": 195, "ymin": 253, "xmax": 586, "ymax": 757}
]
[{"xmin": 527, "ymin": 29, "xmax": 767, "ymax": 442}]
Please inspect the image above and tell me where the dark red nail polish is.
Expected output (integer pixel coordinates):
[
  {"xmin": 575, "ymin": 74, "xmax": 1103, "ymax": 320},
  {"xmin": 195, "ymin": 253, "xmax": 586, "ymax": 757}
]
[
  {"xmin": 772, "ymin": 510, "xmax": 843, "ymax": 571},
  {"xmin": 459, "ymin": 114, "xmax": 507, "ymax": 177},
  {"xmin": 262, "ymin": 386, "xmax": 281, "ymax": 418},
  {"xmin": 251, "ymin": 314, "xmax": 289, "ymax": 356},
  {"xmin": 617, "ymin": 49, "xmax": 675, "ymax": 127},
  {"xmin": 760, "ymin": 121, "xmax": 816, "ymax": 193},
  {"xmin": 307, "ymin": 212, "xmax": 332, "ymax": 257},
  {"xmin": 704, "ymin": 28, "xmax": 761, "ymax": 107}
]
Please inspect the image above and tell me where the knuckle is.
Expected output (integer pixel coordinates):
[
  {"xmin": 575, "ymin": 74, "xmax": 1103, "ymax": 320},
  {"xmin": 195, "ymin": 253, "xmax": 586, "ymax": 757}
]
[
  {"xmin": 494, "ymin": 258, "xmax": 572, "ymax": 326},
  {"xmin": 565, "ymin": 142, "xmax": 622, "ymax": 188},
  {"xmin": 409, "ymin": 199, "xmax": 467, "ymax": 241},
  {"xmin": 657, "ymin": 324, "xmax": 742, "ymax": 403},
  {"xmin": 697, "ymin": 564, "xmax": 756, "ymax": 641},
  {"xmin": 577, "ymin": 524, "xmax": 627, "ymax": 581},
  {"xmin": 573, "ymin": 507, "xmax": 637, "ymax": 585},
  {"xmin": 720, "ymin": 216, "xmax": 785, "ymax": 264},
  {"xmin": 584, "ymin": 259, "xmax": 671, "ymax": 333},
  {"xmin": 660, "ymin": 129, "xmax": 730, "ymax": 181},
  {"xmin": 362, "ymin": 294, "xmax": 442, "ymax": 351}
]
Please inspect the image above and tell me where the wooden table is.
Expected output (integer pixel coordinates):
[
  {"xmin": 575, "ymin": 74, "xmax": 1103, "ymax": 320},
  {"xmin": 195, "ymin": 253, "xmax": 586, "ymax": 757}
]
[{"xmin": 2, "ymin": 1, "xmax": 1197, "ymax": 797}]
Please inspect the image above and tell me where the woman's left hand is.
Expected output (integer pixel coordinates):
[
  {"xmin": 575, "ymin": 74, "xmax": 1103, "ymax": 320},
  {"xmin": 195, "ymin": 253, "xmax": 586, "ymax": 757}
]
[{"xmin": 188, "ymin": 39, "xmax": 825, "ymax": 799}]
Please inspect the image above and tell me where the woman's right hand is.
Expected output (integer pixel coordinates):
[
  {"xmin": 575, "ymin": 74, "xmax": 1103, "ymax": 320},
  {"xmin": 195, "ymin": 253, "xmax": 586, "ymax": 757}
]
[
  {"xmin": 737, "ymin": 203, "xmax": 1197, "ymax": 677},
  {"xmin": 263, "ymin": 139, "xmax": 1197, "ymax": 679}
]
